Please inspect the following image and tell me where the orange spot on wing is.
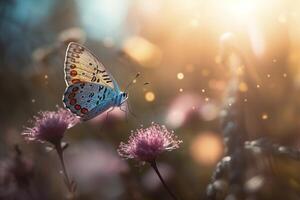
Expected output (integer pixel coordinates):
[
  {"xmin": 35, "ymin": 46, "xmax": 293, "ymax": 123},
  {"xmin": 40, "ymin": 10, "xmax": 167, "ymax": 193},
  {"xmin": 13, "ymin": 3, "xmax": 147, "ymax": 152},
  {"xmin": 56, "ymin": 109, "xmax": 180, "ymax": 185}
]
[
  {"xmin": 70, "ymin": 70, "xmax": 77, "ymax": 77},
  {"xmin": 68, "ymin": 93, "xmax": 76, "ymax": 98},
  {"xmin": 81, "ymin": 108, "xmax": 88, "ymax": 114},
  {"xmin": 70, "ymin": 64, "xmax": 76, "ymax": 69},
  {"xmin": 75, "ymin": 104, "xmax": 81, "ymax": 110},
  {"xmin": 70, "ymin": 99, "xmax": 76, "ymax": 105},
  {"xmin": 72, "ymin": 87, "xmax": 79, "ymax": 92},
  {"xmin": 74, "ymin": 49, "xmax": 81, "ymax": 53},
  {"xmin": 72, "ymin": 53, "xmax": 80, "ymax": 58},
  {"xmin": 71, "ymin": 79, "xmax": 81, "ymax": 84}
]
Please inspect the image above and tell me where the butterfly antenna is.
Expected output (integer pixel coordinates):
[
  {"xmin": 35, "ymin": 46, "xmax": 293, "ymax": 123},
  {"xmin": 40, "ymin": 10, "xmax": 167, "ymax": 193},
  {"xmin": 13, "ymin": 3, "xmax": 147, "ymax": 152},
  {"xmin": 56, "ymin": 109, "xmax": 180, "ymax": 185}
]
[{"xmin": 125, "ymin": 72, "xmax": 140, "ymax": 93}]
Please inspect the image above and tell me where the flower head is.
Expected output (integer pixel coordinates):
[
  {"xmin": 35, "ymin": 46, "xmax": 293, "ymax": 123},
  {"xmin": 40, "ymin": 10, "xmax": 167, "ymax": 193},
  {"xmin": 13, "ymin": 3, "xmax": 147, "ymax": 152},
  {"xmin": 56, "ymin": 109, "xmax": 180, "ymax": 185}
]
[
  {"xmin": 22, "ymin": 107, "xmax": 79, "ymax": 145},
  {"xmin": 118, "ymin": 123, "xmax": 182, "ymax": 162}
]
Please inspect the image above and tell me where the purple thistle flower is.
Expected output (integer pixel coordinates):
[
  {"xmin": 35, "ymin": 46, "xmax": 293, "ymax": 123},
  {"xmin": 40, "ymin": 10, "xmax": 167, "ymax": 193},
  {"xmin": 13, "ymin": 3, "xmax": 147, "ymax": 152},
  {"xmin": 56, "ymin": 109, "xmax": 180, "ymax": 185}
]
[
  {"xmin": 118, "ymin": 123, "xmax": 182, "ymax": 163},
  {"xmin": 22, "ymin": 107, "xmax": 79, "ymax": 145}
]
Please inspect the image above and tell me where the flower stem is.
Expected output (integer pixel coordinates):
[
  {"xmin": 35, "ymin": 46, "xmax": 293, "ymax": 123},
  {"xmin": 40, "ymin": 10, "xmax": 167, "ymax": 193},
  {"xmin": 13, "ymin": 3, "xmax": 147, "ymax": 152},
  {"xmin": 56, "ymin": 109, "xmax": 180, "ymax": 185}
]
[
  {"xmin": 150, "ymin": 160, "xmax": 179, "ymax": 200},
  {"xmin": 55, "ymin": 143, "xmax": 75, "ymax": 198}
]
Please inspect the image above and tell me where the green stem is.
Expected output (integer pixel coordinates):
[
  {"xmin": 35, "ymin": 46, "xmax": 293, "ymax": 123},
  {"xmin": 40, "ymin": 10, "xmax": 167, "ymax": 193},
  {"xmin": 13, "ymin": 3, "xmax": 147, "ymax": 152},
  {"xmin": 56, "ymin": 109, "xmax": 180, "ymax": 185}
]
[{"xmin": 150, "ymin": 160, "xmax": 179, "ymax": 200}]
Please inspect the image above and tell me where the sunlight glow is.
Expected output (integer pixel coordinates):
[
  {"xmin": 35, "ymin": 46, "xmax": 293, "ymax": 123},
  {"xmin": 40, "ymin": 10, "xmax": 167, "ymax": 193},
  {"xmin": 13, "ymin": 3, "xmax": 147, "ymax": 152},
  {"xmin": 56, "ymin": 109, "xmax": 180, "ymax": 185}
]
[
  {"xmin": 218, "ymin": 0, "xmax": 274, "ymax": 23},
  {"xmin": 228, "ymin": 0, "xmax": 256, "ymax": 15},
  {"xmin": 122, "ymin": 36, "xmax": 162, "ymax": 67},
  {"xmin": 190, "ymin": 132, "xmax": 223, "ymax": 166},
  {"xmin": 248, "ymin": 24, "xmax": 265, "ymax": 57},
  {"xmin": 261, "ymin": 113, "xmax": 269, "ymax": 120}
]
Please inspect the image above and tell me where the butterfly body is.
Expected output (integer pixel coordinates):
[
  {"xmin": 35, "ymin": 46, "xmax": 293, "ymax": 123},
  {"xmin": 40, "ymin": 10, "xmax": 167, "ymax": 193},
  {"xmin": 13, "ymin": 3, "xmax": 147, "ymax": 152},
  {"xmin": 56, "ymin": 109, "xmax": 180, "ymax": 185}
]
[{"xmin": 62, "ymin": 42, "xmax": 128, "ymax": 121}]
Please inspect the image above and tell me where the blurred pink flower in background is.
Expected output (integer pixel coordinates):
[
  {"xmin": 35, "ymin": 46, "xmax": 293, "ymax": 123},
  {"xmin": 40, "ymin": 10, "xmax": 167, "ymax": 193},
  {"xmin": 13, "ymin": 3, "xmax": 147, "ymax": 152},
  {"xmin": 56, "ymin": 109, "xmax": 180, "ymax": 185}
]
[
  {"xmin": 166, "ymin": 93, "xmax": 202, "ymax": 128},
  {"xmin": 118, "ymin": 123, "xmax": 182, "ymax": 163},
  {"xmin": 166, "ymin": 93, "xmax": 220, "ymax": 128},
  {"xmin": 200, "ymin": 102, "xmax": 219, "ymax": 121},
  {"xmin": 66, "ymin": 140, "xmax": 128, "ymax": 199},
  {"xmin": 22, "ymin": 107, "xmax": 79, "ymax": 145}
]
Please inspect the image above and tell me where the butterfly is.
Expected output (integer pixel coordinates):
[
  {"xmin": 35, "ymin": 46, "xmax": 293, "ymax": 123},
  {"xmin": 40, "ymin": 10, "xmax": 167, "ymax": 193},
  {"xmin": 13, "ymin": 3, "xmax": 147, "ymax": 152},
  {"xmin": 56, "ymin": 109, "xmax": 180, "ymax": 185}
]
[{"xmin": 62, "ymin": 42, "xmax": 128, "ymax": 121}]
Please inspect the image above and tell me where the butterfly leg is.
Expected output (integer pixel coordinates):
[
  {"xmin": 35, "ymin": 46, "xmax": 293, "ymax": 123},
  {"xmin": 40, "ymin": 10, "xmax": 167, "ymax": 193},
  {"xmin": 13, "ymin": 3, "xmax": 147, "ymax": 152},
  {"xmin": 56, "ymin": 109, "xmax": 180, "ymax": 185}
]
[
  {"xmin": 106, "ymin": 107, "xmax": 115, "ymax": 122},
  {"xmin": 98, "ymin": 107, "xmax": 115, "ymax": 132},
  {"xmin": 125, "ymin": 102, "xmax": 137, "ymax": 118},
  {"xmin": 119, "ymin": 104, "xmax": 129, "ymax": 122}
]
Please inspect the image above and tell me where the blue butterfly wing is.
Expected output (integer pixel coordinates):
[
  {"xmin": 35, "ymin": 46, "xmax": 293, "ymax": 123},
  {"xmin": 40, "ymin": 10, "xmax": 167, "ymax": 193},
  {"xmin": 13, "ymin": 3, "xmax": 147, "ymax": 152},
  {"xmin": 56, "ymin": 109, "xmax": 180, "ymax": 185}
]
[
  {"xmin": 82, "ymin": 99, "xmax": 114, "ymax": 121},
  {"xmin": 63, "ymin": 82, "xmax": 117, "ymax": 121},
  {"xmin": 112, "ymin": 78, "xmax": 121, "ymax": 93}
]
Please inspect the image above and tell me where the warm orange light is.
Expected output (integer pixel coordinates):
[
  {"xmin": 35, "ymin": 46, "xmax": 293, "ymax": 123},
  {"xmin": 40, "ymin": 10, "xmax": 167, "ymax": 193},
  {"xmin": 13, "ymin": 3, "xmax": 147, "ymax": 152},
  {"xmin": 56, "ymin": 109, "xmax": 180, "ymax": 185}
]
[
  {"xmin": 122, "ymin": 36, "xmax": 162, "ymax": 67},
  {"xmin": 190, "ymin": 132, "xmax": 223, "ymax": 166},
  {"xmin": 239, "ymin": 82, "xmax": 248, "ymax": 92},
  {"xmin": 177, "ymin": 72, "xmax": 184, "ymax": 80},
  {"xmin": 261, "ymin": 113, "xmax": 268, "ymax": 120},
  {"xmin": 283, "ymin": 73, "xmax": 287, "ymax": 78},
  {"xmin": 215, "ymin": 0, "xmax": 274, "ymax": 23},
  {"xmin": 145, "ymin": 91, "xmax": 155, "ymax": 102},
  {"xmin": 185, "ymin": 64, "xmax": 195, "ymax": 73}
]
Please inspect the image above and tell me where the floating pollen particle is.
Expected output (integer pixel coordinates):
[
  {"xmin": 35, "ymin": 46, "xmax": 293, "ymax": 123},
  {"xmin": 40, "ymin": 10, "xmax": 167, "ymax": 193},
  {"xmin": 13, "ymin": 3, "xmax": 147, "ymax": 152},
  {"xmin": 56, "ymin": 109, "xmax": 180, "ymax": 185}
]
[
  {"xmin": 261, "ymin": 113, "xmax": 268, "ymax": 120},
  {"xmin": 177, "ymin": 73, "xmax": 184, "ymax": 80},
  {"xmin": 145, "ymin": 91, "xmax": 155, "ymax": 102},
  {"xmin": 283, "ymin": 73, "xmax": 287, "ymax": 78}
]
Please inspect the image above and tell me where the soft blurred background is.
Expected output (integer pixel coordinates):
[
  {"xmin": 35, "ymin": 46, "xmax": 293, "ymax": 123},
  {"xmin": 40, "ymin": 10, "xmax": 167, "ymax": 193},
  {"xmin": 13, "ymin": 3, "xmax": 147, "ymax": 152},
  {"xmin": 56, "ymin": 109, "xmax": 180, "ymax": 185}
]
[{"xmin": 1, "ymin": 0, "xmax": 300, "ymax": 199}]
